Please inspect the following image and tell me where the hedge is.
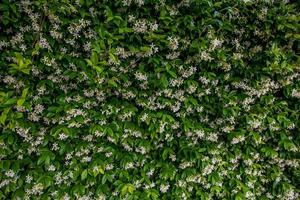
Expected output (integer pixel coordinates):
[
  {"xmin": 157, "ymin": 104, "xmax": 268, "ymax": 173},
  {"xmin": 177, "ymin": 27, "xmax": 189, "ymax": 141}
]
[{"xmin": 0, "ymin": 0, "xmax": 299, "ymax": 199}]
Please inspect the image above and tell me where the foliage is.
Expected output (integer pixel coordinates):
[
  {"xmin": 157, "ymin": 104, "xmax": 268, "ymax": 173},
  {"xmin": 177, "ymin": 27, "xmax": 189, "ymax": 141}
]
[{"xmin": 0, "ymin": 0, "xmax": 299, "ymax": 199}]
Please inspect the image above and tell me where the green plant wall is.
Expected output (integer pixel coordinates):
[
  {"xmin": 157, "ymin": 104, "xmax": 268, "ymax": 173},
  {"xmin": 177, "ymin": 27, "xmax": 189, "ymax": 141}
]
[{"xmin": 0, "ymin": 0, "xmax": 299, "ymax": 199}]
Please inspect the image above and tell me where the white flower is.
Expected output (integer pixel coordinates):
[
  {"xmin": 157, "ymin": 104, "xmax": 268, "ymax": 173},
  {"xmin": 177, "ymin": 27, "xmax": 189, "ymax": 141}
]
[
  {"xmin": 128, "ymin": 15, "xmax": 136, "ymax": 22},
  {"xmin": 231, "ymin": 135, "xmax": 245, "ymax": 145},
  {"xmin": 5, "ymin": 170, "xmax": 15, "ymax": 178},
  {"xmin": 106, "ymin": 164, "xmax": 114, "ymax": 170},
  {"xmin": 140, "ymin": 113, "xmax": 148, "ymax": 122},
  {"xmin": 58, "ymin": 133, "xmax": 68, "ymax": 140},
  {"xmin": 20, "ymin": 44, "xmax": 27, "ymax": 51},
  {"xmin": 160, "ymin": 183, "xmax": 170, "ymax": 193},
  {"xmin": 170, "ymin": 154, "xmax": 176, "ymax": 161},
  {"xmin": 135, "ymin": 0, "xmax": 144, "ymax": 7},
  {"xmin": 134, "ymin": 71, "xmax": 147, "ymax": 81},
  {"xmin": 291, "ymin": 89, "xmax": 300, "ymax": 98},
  {"xmin": 39, "ymin": 37, "xmax": 51, "ymax": 50},
  {"xmin": 124, "ymin": 162, "xmax": 135, "ymax": 170},
  {"xmin": 167, "ymin": 36, "xmax": 179, "ymax": 50},
  {"xmin": 149, "ymin": 22, "xmax": 158, "ymax": 31},
  {"xmin": 150, "ymin": 43, "xmax": 159, "ymax": 53},
  {"xmin": 133, "ymin": 19, "xmax": 147, "ymax": 33},
  {"xmin": 200, "ymin": 51, "xmax": 212, "ymax": 61},
  {"xmin": 83, "ymin": 42, "xmax": 91, "ymax": 52},
  {"xmin": 48, "ymin": 165, "xmax": 56, "ymax": 171},
  {"xmin": 211, "ymin": 38, "xmax": 223, "ymax": 49},
  {"xmin": 31, "ymin": 183, "xmax": 44, "ymax": 195},
  {"xmin": 202, "ymin": 164, "xmax": 214, "ymax": 175},
  {"xmin": 82, "ymin": 156, "xmax": 92, "ymax": 162},
  {"xmin": 105, "ymin": 152, "xmax": 113, "ymax": 157},
  {"xmin": 34, "ymin": 104, "xmax": 44, "ymax": 114},
  {"xmin": 146, "ymin": 169, "xmax": 154, "ymax": 177}
]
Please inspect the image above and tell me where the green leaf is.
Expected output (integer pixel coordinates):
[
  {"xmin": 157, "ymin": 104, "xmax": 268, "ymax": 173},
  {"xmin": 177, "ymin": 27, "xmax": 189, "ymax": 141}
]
[
  {"xmin": 101, "ymin": 174, "xmax": 112, "ymax": 184},
  {"xmin": 119, "ymin": 27, "xmax": 133, "ymax": 34},
  {"xmin": 81, "ymin": 169, "xmax": 88, "ymax": 180},
  {"xmin": 17, "ymin": 88, "xmax": 29, "ymax": 106},
  {"xmin": 93, "ymin": 65, "xmax": 104, "ymax": 73},
  {"xmin": 121, "ymin": 184, "xmax": 135, "ymax": 196},
  {"xmin": 0, "ymin": 107, "xmax": 10, "ymax": 125},
  {"xmin": 167, "ymin": 70, "xmax": 177, "ymax": 78},
  {"xmin": 2, "ymin": 98, "xmax": 17, "ymax": 107},
  {"xmin": 108, "ymin": 78, "xmax": 118, "ymax": 88},
  {"xmin": 102, "ymin": 175, "xmax": 107, "ymax": 184},
  {"xmin": 37, "ymin": 155, "xmax": 46, "ymax": 165},
  {"xmin": 146, "ymin": 189, "xmax": 159, "ymax": 199},
  {"xmin": 7, "ymin": 135, "xmax": 14, "ymax": 145}
]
